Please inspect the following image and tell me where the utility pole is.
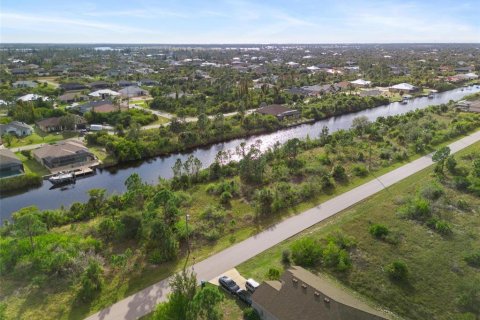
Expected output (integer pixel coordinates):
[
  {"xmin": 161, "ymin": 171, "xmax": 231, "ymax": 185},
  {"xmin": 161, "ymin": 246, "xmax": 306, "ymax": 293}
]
[{"xmin": 183, "ymin": 213, "xmax": 190, "ymax": 271}]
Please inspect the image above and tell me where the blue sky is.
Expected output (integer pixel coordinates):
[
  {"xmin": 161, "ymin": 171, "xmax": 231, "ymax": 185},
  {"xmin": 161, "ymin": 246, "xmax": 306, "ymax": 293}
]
[{"xmin": 1, "ymin": 0, "xmax": 479, "ymax": 43}]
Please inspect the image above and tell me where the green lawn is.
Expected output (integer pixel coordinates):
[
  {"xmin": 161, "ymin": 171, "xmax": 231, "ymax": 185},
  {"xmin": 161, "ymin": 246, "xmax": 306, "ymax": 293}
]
[
  {"xmin": 15, "ymin": 152, "xmax": 50, "ymax": 176},
  {"xmin": 8, "ymin": 128, "xmax": 79, "ymax": 148},
  {"xmin": 238, "ymin": 141, "xmax": 480, "ymax": 320}
]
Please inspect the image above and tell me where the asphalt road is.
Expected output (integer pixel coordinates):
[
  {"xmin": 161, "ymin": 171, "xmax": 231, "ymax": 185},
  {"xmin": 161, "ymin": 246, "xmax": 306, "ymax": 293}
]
[{"xmin": 85, "ymin": 130, "xmax": 480, "ymax": 320}]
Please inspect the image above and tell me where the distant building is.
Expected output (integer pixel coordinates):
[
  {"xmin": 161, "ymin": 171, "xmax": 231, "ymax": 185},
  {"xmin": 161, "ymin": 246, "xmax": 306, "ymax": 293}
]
[
  {"xmin": 60, "ymin": 82, "xmax": 88, "ymax": 91},
  {"xmin": 350, "ymin": 79, "xmax": 372, "ymax": 88},
  {"xmin": 116, "ymin": 80, "xmax": 137, "ymax": 87},
  {"xmin": 12, "ymin": 80, "xmax": 38, "ymax": 88},
  {"xmin": 388, "ymin": 83, "xmax": 418, "ymax": 93},
  {"xmin": 119, "ymin": 86, "xmax": 148, "ymax": 98},
  {"xmin": 89, "ymin": 81, "xmax": 111, "ymax": 90},
  {"xmin": 36, "ymin": 115, "xmax": 87, "ymax": 132},
  {"xmin": 0, "ymin": 149, "xmax": 24, "ymax": 178},
  {"xmin": 74, "ymin": 100, "xmax": 126, "ymax": 114},
  {"xmin": 139, "ymin": 79, "xmax": 158, "ymax": 86},
  {"xmin": 0, "ymin": 121, "xmax": 33, "ymax": 137},
  {"xmin": 252, "ymin": 266, "xmax": 389, "ymax": 320},
  {"xmin": 257, "ymin": 104, "xmax": 300, "ymax": 121},
  {"xmin": 58, "ymin": 92, "xmax": 87, "ymax": 103},
  {"xmin": 89, "ymin": 89, "xmax": 120, "ymax": 99},
  {"xmin": 32, "ymin": 140, "xmax": 95, "ymax": 170},
  {"xmin": 17, "ymin": 94, "xmax": 49, "ymax": 102}
]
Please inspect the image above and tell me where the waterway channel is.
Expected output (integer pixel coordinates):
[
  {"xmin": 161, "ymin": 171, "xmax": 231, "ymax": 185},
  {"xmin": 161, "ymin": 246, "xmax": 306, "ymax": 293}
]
[{"xmin": 1, "ymin": 85, "xmax": 479, "ymax": 220}]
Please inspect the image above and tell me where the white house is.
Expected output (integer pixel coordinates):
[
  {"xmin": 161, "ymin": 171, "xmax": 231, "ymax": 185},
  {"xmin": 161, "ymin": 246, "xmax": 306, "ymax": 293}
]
[
  {"xmin": 17, "ymin": 94, "xmax": 49, "ymax": 102},
  {"xmin": 0, "ymin": 121, "xmax": 33, "ymax": 136},
  {"xmin": 89, "ymin": 89, "xmax": 120, "ymax": 98},
  {"xmin": 350, "ymin": 79, "xmax": 372, "ymax": 87},
  {"xmin": 389, "ymin": 83, "xmax": 418, "ymax": 93}
]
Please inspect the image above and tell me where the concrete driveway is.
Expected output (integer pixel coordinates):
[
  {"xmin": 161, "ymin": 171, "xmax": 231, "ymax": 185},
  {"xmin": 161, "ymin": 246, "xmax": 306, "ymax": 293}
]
[{"xmin": 209, "ymin": 268, "xmax": 247, "ymax": 290}]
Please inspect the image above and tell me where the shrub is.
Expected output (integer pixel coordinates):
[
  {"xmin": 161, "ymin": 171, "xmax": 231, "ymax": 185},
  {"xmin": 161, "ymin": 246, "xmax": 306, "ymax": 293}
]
[
  {"xmin": 78, "ymin": 260, "xmax": 103, "ymax": 302},
  {"xmin": 420, "ymin": 182, "xmax": 444, "ymax": 200},
  {"xmin": 266, "ymin": 267, "xmax": 281, "ymax": 280},
  {"xmin": 386, "ymin": 261, "xmax": 409, "ymax": 281},
  {"xmin": 464, "ymin": 251, "xmax": 480, "ymax": 268},
  {"xmin": 322, "ymin": 241, "xmax": 351, "ymax": 271},
  {"xmin": 369, "ymin": 224, "xmax": 390, "ymax": 239},
  {"xmin": 446, "ymin": 156, "xmax": 457, "ymax": 173},
  {"xmin": 433, "ymin": 219, "xmax": 452, "ymax": 235},
  {"xmin": 291, "ymin": 237, "xmax": 322, "ymax": 267},
  {"xmin": 398, "ymin": 197, "xmax": 431, "ymax": 221},
  {"xmin": 332, "ymin": 165, "xmax": 347, "ymax": 181},
  {"xmin": 219, "ymin": 191, "xmax": 232, "ymax": 205},
  {"xmin": 454, "ymin": 176, "xmax": 471, "ymax": 191},
  {"xmin": 243, "ymin": 307, "xmax": 261, "ymax": 320},
  {"xmin": 457, "ymin": 199, "xmax": 469, "ymax": 211},
  {"xmin": 281, "ymin": 249, "xmax": 291, "ymax": 264},
  {"xmin": 98, "ymin": 217, "xmax": 116, "ymax": 241},
  {"xmin": 352, "ymin": 164, "xmax": 368, "ymax": 177}
]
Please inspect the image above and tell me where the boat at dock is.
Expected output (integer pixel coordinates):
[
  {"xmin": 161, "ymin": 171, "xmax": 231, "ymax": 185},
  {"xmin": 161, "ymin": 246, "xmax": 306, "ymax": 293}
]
[{"xmin": 48, "ymin": 171, "xmax": 76, "ymax": 185}]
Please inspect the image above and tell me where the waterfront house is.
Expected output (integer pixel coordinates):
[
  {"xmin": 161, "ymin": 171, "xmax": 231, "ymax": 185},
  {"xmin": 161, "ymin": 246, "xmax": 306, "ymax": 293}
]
[
  {"xmin": 257, "ymin": 104, "xmax": 300, "ymax": 121},
  {"xmin": 0, "ymin": 149, "xmax": 24, "ymax": 178},
  {"xmin": 0, "ymin": 121, "xmax": 33, "ymax": 137},
  {"xmin": 388, "ymin": 83, "xmax": 418, "ymax": 93},
  {"xmin": 251, "ymin": 266, "xmax": 389, "ymax": 320},
  {"xmin": 32, "ymin": 140, "xmax": 95, "ymax": 171}
]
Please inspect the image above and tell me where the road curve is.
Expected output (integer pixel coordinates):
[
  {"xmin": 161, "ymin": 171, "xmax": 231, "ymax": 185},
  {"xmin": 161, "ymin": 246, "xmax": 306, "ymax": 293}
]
[{"xmin": 85, "ymin": 130, "xmax": 480, "ymax": 320}]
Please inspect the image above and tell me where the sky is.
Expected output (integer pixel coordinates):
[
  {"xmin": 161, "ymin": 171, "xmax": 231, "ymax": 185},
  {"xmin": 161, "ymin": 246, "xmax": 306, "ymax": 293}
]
[{"xmin": 0, "ymin": 0, "xmax": 479, "ymax": 44}]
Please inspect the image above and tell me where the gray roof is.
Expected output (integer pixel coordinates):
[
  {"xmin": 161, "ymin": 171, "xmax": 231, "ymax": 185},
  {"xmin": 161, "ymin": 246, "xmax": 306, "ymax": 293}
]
[
  {"xmin": 252, "ymin": 266, "xmax": 389, "ymax": 320},
  {"xmin": 0, "ymin": 149, "xmax": 22, "ymax": 166},
  {"xmin": 32, "ymin": 140, "xmax": 92, "ymax": 160}
]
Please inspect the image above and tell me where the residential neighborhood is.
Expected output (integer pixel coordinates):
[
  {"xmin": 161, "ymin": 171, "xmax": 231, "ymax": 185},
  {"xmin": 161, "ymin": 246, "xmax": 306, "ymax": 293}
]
[{"xmin": 1, "ymin": 2, "xmax": 480, "ymax": 320}]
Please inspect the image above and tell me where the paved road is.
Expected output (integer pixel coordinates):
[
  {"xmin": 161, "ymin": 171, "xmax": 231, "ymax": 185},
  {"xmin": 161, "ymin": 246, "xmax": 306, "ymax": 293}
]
[{"xmin": 86, "ymin": 130, "xmax": 480, "ymax": 320}]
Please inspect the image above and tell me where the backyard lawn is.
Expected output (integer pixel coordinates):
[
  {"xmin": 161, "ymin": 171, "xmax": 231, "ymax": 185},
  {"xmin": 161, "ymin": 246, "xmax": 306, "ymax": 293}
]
[{"xmin": 8, "ymin": 128, "xmax": 79, "ymax": 148}]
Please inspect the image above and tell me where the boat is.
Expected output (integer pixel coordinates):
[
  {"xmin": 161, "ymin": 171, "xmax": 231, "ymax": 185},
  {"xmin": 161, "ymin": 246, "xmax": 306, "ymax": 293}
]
[
  {"xmin": 48, "ymin": 171, "xmax": 76, "ymax": 185},
  {"xmin": 400, "ymin": 95, "xmax": 410, "ymax": 104}
]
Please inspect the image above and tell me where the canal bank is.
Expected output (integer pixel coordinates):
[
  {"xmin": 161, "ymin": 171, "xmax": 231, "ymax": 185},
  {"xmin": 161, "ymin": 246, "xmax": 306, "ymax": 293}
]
[{"xmin": 1, "ymin": 85, "xmax": 479, "ymax": 220}]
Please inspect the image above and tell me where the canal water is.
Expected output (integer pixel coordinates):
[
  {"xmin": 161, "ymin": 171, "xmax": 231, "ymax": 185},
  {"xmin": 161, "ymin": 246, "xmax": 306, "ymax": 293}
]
[{"xmin": 1, "ymin": 85, "xmax": 479, "ymax": 220}]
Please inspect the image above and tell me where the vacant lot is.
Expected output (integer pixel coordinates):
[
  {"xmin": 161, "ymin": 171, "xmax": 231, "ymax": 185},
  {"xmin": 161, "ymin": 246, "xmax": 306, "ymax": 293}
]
[{"xmin": 238, "ymin": 141, "xmax": 480, "ymax": 320}]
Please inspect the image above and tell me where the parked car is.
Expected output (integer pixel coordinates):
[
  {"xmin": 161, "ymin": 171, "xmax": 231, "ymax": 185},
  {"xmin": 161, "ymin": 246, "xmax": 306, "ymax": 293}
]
[
  {"xmin": 218, "ymin": 276, "xmax": 240, "ymax": 295},
  {"xmin": 236, "ymin": 289, "xmax": 252, "ymax": 306},
  {"xmin": 245, "ymin": 278, "xmax": 260, "ymax": 292}
]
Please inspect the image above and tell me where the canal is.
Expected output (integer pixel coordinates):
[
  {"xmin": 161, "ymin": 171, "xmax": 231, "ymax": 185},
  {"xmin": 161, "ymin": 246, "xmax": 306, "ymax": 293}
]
[{"xmin": 1, "ymin": 85, "xmax": 479, "ymax": 220}]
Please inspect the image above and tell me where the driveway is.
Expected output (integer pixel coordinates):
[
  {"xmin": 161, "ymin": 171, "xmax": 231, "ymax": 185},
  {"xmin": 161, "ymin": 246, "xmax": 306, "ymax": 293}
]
[{"xmin": 85, "ymin": 130, "xmax": 480, "ymax": 320}]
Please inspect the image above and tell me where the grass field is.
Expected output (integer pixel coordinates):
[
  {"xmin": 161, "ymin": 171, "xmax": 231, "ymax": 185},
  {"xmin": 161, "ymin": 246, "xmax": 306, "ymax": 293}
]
[
  {"xmin": 15, "ymin": 152, "xmax": 50, "ymax": 176},
  {"xmin": 237, "ymin": 141, "xmax": 480, "ymax": 320}
]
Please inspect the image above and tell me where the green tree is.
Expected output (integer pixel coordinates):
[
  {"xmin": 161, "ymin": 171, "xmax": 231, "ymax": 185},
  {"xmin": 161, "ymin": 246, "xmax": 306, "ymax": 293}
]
[
  {"xmin": 291, "ymin": 237, "xmax": 322, "ymax": 267},
  {"xmin": 189, "ymin": 286, "xmax": 224, "ymax": 320},
  {"xmin": 78, "ymin": 259, "xmax": 103, "ymax": 302},
  {"xmin": 12, "ymin": 206, "xmax": 46, "ymax": 251},
  {"xmin": 432, "ymin": 146, "xmax": 451, "ymax": 174}
]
